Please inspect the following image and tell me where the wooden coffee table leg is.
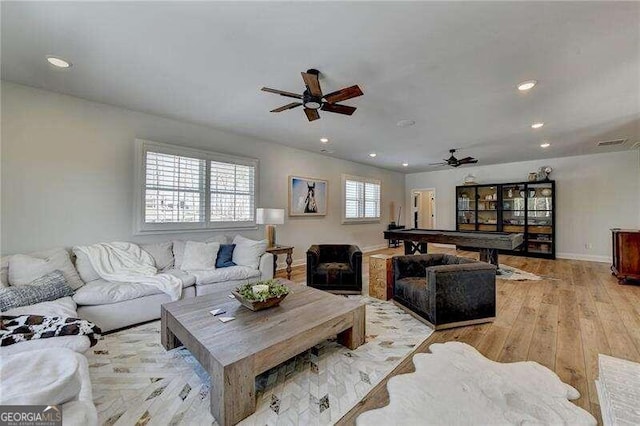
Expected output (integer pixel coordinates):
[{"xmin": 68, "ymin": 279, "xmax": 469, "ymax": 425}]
[
  {"xmin": 337, "ymin": 305, "xmax": 366, "ymax": 350},
  {"xmin": 210, "ymin": 357, "xmax": 256, "ymax": 426},
  {"xmin": 160, "ymin": 309, "xmax": 181, "ymax": 350}
]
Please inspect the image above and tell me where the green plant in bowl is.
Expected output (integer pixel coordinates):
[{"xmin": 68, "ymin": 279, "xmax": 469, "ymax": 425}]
[{"xmin": 235, "ymin": 279, "xmax": 290, "ymax": 302}]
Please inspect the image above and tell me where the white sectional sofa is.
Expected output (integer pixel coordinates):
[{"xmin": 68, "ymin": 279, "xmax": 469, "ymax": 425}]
[{"xmin": 0, "ymin": 236, "xmax": 273, "ymax": 425}]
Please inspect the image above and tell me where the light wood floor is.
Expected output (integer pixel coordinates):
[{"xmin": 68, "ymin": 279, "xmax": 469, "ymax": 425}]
[{"xmin": 276, "ymin": 245, "xmax": 640, "ymax": 425}]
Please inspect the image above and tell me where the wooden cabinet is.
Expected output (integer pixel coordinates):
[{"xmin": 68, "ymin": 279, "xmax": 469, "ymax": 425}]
[
  {"xmin": 456, "ymin": 180, "xmax": 555, "ymax": 259},
  {"xmin": 611, "ymin": 229, "xmax": 640, "ymax": 283},
  {"xmin": 369, "ymin": 254, "xmax": 393, "ymax": 300}
]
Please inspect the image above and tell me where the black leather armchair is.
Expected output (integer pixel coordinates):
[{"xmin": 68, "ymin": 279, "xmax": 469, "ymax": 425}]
[
  {"xmin": 306, "ymin": 245, "xmax": 362, "ymax": 294},
  {"xmin": 392, "ymin": 254, "xmax": 496, "ymax": 329}
]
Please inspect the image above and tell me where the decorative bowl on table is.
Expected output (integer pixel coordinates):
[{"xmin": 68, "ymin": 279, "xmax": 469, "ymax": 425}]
[{"xmin": 232, "ymin": 279, "xmax": 290, "ymax": 311}]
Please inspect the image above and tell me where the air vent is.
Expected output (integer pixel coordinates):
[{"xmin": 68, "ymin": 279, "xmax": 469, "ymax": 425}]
[{"xmin": 597, "ymin": 138, "xmax": 627, "ymax": 147}]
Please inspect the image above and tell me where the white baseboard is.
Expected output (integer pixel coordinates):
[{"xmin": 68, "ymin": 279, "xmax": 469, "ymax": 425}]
[
  {"xmin": 275, "ymin": 243, "xmax": 389, "ymax": 272},
  {"xmin": 556, "ymin": 252, "xmax": 611, "ymax": 263}
]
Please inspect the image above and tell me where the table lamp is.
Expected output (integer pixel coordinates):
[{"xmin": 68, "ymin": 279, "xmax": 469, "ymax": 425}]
[{"xmin": 256, "ymin": 208, "xmax": 285, "ymax": 248}]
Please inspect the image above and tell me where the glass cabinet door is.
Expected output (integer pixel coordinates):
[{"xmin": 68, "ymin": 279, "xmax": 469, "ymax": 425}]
[
  {"xmin": 502, "ymin": 184, "xmax": 525, "ymax": 234},
  {"xmin": 456, "ymin": 187, "xmax": 476, "ymax": 231},
  {"xmin": 476, "ymin": 185, "xmax": 498, "ymax": 231},
  {"xmin": 526, "ymin": 182, "xmax": 553, "ymax": 254}
]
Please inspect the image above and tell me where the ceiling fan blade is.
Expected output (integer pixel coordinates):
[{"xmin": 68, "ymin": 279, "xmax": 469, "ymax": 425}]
[
  {"xmin": 261, "ymin": 87, "xmax": 303, "ymax": 99},
  {"xmin": 323, "ymin": 85, "xmax": 363, "ymax": 104},
  {"xmin": 321, "ymin": 103, "xmax": 356, "ymax": 115},
  {"xmin": 301, "ymin": 72, "xmax": 322, "ymax": 97},
  {"xmin": 457, "ymin": 158, "xmax": 478, "ymax": 165},
  {"xmin": 270, "ymin": 102, "xmax": 302, "ymax": 113},
  {"xmin": 304, "ymin": 108, "xmax": 320, "ymax": 122},
  {"xmin": 428, "ymin": 162, "xmax": 447, "ymax": 166}
]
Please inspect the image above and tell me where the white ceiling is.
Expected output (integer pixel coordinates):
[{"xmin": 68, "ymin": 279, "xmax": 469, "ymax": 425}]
[{"xmin": 2, "ymin": 1, "xmax": 639, "ymax": 172}]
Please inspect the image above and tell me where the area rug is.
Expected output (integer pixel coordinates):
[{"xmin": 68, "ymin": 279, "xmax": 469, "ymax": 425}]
[
  {"xmin": 356, "ymin": 342, "xmax": 596, "ymax": 426},
  {"xmin": 87, "ymin": 297, "xmax": 433, "ymax": 425},
  {"xmin": 497, "ymin": 264, "xmax": 542, "ymax": 281},
  {"xmin": 596, "ymin": 354, "xmax": 640, "ymax": 426}
]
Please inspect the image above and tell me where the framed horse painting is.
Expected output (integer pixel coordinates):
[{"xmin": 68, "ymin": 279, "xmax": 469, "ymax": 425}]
[{"xmin": 289, "ymin": 176, "xmax": 328, "ymax": 216}]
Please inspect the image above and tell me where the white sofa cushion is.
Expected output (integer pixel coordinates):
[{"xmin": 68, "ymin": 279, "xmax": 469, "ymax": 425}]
[
  {"xmin": 8, "ymin": 248, "xmax": 85, "ymax": 290},
  {"xmin": 0, "ymin": 256, "xmax": 9, "ymax": 288},
  {"xmin": 73, "ymin": 279, "xmax": 161, "ymax": 305},
  {"xmin": 1, "ymin": 296, "xmax": 91, "ymax": 355},
  {"xmin": 181, "ymin": 241, "xmax": 220, "ymax": 271},
  {"xmin": 140, "ymin": 241, "xmax": 174, "ymax": 270},
  {"xmin": 73, "ymin": 269, "xmax": 195, "ymax": 306},
  {"xmin": 194, "ymin": 265, "xmax": 260, "ymax": 286},
  {"xmin": 0, "ymin": 348, "xmax": 82, "ymax": 406},
  {"xmin": 232, "ymin": 235, "xmax": 267, "ymax": 270}
]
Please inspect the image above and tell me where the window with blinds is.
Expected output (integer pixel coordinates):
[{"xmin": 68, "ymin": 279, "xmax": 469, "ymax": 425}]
[
  {"xmin": 210, "ymin": 161, "xmax": 255, "ymax": 222},
  {"xmin": 343, "ymin": 175, "xmax": 381, "ymax": 222},
  {"xmin": 145, "ymin": 152, "xmax": 206, "ymax": 223},
  {"xmin": 136, "ymin": 139, "xmax": 258, "ymax": 233}
]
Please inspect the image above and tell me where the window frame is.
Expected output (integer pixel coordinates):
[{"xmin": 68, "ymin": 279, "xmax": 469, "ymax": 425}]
[
  {"xmin": 341, "ymin": 174, "xmax": 382, "ymax": 224},
  {"xmin": 134, "ymin": 139, "xmax": 259, "ymax": 235}
]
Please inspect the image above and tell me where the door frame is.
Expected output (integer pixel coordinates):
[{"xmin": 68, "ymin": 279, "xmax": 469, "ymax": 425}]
[{"xmin": 410, "ymin": 187, "xmax": 437, "ymax": 229}]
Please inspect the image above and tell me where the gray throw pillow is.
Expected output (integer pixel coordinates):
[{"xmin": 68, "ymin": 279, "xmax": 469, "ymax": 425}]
[
  {"xmin": 0, "ymin": 270, "xmax": 75, "ymax": 312},
  {"xmin": 140, "ymin": 241, "xmax": 174, "ymax": 270}
]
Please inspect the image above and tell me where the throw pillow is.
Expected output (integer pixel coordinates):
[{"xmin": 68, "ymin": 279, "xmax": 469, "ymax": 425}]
[
  {"xmin": 0, "ymin": 270, "xmax": 75, "ymax": 312},
  {"xmin": 172, "ymin": 240, "xmax": 186, "ymax": 269},
  {"xmin": 216, "ymin": 244, "xmax": 236, "ymax": 268},
  {"xmin": 181, "ymin": 241, "xmax": 220, "ymax": 271},
  {"xmin": 72, "ymin": 249, "xmax": 101, "ymax": 283},
  {"xmin": 140, "ymin": 241, "xmax": 174, "ymax": 270},
  {"xmin": 0, "ymin": 256, "xmax": 9, "ymax": 288},
  {"xmin": 9, "ymin": 248, "xmax": 85, "ymax": 290},
  {"xmin": 232, "ymin": 235, "xmax": 267, "ymax": 270}
]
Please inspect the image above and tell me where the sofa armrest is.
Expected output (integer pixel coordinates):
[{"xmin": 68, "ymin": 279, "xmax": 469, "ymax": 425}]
[{"xmin": 259, "ymin": 252, "xmax": 274, "ymax": 280}]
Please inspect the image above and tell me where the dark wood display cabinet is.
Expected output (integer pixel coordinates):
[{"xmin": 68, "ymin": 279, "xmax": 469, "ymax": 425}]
[
  {"xmin": 611, "ymin": 229, "xmax": 640, "ymax": 283},
  {"xmin": 456, "ymin": 180, "xmax": 555, "ymax": 259}
]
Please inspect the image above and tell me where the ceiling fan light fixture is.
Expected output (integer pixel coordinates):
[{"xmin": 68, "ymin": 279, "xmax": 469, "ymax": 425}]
[
  {"xmin": 517, "ymin": 80, "xmax": 537, "ymax": 91},
  {"xmin": 531, "ymin": 122, "xmax": 544, "ymax": 129}
]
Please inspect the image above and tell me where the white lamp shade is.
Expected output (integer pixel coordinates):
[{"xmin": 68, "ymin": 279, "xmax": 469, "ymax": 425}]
[{"xmin": 256, "ymin": 208, "xmax": 285, "ymax": 225}]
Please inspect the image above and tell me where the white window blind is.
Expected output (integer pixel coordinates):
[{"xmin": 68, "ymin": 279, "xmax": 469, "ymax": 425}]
[
  {"xmin": 210, "ymin": 161, "xmax": 255, "ymax": 222},
  {"xmin": 136, "ymin": 139, "xmax": 259, "ymax": 234},
  {"xmin": 343, "ymin": 175, "xmax": 381, "ymax": 222},
  {"xmin": 145, "ymin": 152, "xmax": 205, "ymax": 223}
]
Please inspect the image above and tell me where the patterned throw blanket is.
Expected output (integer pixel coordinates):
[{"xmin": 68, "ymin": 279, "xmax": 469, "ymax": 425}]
[{"xmin": 0, "ymin": 315, "xmax": 102, "ymax": 347}]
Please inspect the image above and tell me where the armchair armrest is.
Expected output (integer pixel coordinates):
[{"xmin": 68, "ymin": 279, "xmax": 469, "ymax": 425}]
[
  {"xmin": 426, "ymin": 262, "xmax": 497, "ymax": 275},
  {"xmin": 347, "ymin": 245, "xmax": 362, "ymax": 270},
  {"xmin": 306, "ymin": 245, "xmax": 320, "ymax": 278}
]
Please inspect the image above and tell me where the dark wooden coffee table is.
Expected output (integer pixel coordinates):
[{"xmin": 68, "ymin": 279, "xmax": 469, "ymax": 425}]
[{"xmin": 160, "ymin": 280, "xmax": 365, "ymax": 426}]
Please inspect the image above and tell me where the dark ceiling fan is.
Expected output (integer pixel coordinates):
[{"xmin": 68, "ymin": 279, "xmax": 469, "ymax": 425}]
[
  {"xmin": 429, "ymin": 149, "xmax": 479, "ymax": 167},
  {"xmin": 261, "ymin": 69, "xmax": 363, "ymax": 122}
]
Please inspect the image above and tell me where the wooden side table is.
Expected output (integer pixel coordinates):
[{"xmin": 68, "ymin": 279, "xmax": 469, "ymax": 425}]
[
  {"xmin": 266, "ymin": 245, "xmax": 294, "ymax": 280},
  {"xmin": 369, "ymin": 254, "xmax": 394, "ymax": 300}
]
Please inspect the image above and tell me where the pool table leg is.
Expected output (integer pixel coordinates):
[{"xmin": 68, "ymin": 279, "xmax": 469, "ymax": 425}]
[
  {"xmin": 404, "ymin": 241, "xmax": 429, "ymax": 255},
  {"xmin": 479, "ymin": 248, "xmax": 501, "ymax": 273}
]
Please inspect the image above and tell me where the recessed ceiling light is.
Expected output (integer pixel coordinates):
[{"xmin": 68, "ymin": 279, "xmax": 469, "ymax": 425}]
[
  {"xmin": 531, "ymin": 122, "xmax": 544, "ymax": 129},
  {"xmin": 517, "ymin": 80, "xmax": 537, "ymax": 91},
  {"xmin": 320, "ymin": 137, "xmax": 329, "ymax": 143},
  {"xmin": 402, "ymin": 162, "xmax": 409, "ymax": 167},
  {"xmin": 369, "ymin": 153, "xmax": 377, "ymax": 158},
  {"xmin": 397, "ymin": 119, "xmax": 416, "ymax": 127},
  {"xmin": 46, "ymin": 55, "xmax": 72, "ymax": 68},
  {"xmin": 540, "ymin": 142, "xmax": 551, "ymax": 148}
]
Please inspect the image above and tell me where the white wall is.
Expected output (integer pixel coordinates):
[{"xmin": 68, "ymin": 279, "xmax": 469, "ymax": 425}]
[
  {"xmin": 0, "ymin": 82, "xmax": 405, "ymax": 266},
  {"xmin": 405, "ymin": 151, "xmax": 640, "ymax": 262}
]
